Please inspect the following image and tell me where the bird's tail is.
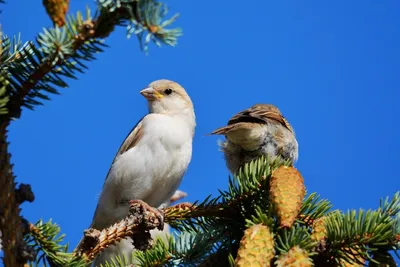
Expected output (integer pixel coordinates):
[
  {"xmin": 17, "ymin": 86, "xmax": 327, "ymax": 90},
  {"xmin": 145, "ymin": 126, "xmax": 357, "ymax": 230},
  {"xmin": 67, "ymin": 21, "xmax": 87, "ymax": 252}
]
[{"xmin": 208, "ymin": 125, "xmax": 234, "ymax": 136}]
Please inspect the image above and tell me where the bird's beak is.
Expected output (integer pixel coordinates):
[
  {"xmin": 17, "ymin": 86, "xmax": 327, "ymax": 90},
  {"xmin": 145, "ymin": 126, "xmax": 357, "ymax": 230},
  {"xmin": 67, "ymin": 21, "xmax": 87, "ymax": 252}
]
[{"xmin": 140, "ymin": 87, "xmax": 164, "ymax": 101}]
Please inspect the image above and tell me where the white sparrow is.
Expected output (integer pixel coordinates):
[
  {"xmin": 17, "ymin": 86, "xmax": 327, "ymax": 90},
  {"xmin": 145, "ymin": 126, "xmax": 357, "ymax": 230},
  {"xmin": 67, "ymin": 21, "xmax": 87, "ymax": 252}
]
[
  {"xmin": 89, "ymin": 79, "xmax": 196, "ymax": 266},
  {"xmin": 211, "ymin": 104, "xmax": 298, "ymax": 174}
]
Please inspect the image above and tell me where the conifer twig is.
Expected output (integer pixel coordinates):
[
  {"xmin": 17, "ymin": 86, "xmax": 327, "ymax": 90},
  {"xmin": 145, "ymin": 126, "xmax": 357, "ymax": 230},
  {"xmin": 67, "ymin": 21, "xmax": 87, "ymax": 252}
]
[
  {"xmin": 75, "ymin": 200, "xmax": 164, "ymax": 262},
  {"xmin": 9, "ymin": 17, "xmax": 109, "ymax": 119},
  {"xmin": 75, "ymin": 200, "xmax": 234, "ymax": 263},
  {"xmin": 164, "ymin": 202, "xmax": 237, "ymax": 222},
  {"xmin": 1, "ymin": 1, "xmax": 181, "ymax": 266},
  {"xmin": 28, "ymin": 222, "xmax": 56, "ymax": 255},
  {"xmin": 7, "ymin": 0, "xmax": 166, "ymax": 119}
]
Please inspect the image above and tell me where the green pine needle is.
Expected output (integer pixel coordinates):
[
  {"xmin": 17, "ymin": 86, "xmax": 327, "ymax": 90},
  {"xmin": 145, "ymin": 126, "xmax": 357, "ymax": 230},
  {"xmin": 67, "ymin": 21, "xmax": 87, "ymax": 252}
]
[
  {"xmin": 298, "ymin": 192, "xmax": 333, "ymax": 225},
  {"xmin": 2, "ymin": 0, "xmax": 182, "ymax": 119},
  {"xmin": 275, "ymin": 226, "xmax": 317, "ymax": 254},
  {"xmin": 25, "ymin": 220, "xmax": 86, "ymax": 267}
]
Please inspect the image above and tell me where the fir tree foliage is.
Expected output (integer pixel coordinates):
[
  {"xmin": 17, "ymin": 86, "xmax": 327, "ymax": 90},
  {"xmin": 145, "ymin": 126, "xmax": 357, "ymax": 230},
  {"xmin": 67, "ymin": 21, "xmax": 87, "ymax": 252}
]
[
  {"xmin": 76, "ymin": 157, "xmax": 399, "ymax": 266},
  {"xmin": 0, "ymin": 0, "xmax": 181, "ymax": 121},
  {"xmin": 0, "ymin": 1, "xmax": 181, "ymax": 266},
  {"xmin": 98, "ymin": 229, "xmax": 232, "ymax": 267},
  {"xmin": 324, "ymin": 192, "xmax": 400, "ymax": 265},
  {"xmin": 17, "ymin": 153, "xmax": 400, "ymax": 266},
  {"xmin": 298, "ymin": 192, "xmax": 333, "ymax": 225},
  {"xmin": 1, "ymin": 1, "xmax": 399, "ymax": 266},
  {"xmin": 25, "ymin": 220, "xmax": 87, "ymax": 267}
]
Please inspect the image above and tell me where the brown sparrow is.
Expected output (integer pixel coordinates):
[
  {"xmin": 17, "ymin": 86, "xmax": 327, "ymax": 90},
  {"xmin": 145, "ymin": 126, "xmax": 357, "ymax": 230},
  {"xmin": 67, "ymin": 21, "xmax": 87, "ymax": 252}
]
[{"xmin": 211, "ymin": 104, "xmax": 298, "ymax": 174}]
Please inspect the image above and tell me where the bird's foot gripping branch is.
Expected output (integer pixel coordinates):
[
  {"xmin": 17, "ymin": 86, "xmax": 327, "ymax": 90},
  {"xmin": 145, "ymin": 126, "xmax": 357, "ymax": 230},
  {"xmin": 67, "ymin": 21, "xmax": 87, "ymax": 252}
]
[{"xmin": 75, "ymin": 200, "xmax": 165, "ymax": 261}]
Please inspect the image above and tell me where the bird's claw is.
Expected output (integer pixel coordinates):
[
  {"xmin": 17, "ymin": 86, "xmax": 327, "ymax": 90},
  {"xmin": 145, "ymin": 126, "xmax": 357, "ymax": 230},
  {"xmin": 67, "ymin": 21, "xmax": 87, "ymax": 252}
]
[
  {"xmin": 128, "ymin": 199, "xmax": 165, "ymax": 250},
  {"xmin": 128, "ymin": 200, "xmax": 164, "ymax": 231}
]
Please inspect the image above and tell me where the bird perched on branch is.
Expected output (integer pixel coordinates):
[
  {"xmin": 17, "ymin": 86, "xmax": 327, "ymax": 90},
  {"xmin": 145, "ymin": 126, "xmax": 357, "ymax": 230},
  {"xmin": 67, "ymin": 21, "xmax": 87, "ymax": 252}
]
[
  {"xmin": 85, "ymin": 79, "xmax": 195, "ymax": 266},
  {"xmin": 211, "ymin": 104, "xmax": 298, "ymax": 174}
]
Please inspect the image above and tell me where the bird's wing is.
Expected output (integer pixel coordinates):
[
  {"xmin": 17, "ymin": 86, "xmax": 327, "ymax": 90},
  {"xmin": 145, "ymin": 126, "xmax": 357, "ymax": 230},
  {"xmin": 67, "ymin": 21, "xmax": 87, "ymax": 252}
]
[
  {"xmin": 113, "ymin": 117, "xmax": 146, "ymax": 159},
  {"xmin": 211, "ymin": 105, "xmax": 293, "ymax": 135},
  {"xmin": 90, "ymin": 116, "xmax": 145, "ymax": 227},
  {"xmin": 101, "ymin": 115, "xmax": 145, "ymax": 181}
]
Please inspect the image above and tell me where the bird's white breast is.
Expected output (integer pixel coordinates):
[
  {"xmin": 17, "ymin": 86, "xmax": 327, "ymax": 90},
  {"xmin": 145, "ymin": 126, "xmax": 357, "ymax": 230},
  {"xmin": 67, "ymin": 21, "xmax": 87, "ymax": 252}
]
[{"xmin": 96, "ymin": 113, "xmax": 194, "ymax": 227}]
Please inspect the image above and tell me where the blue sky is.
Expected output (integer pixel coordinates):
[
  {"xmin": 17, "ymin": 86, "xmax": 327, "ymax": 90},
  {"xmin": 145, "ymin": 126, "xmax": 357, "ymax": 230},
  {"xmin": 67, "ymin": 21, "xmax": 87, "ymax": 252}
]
[{"xmin": 2, "ymin": 0, "xmax": 400, "ymax": 262}]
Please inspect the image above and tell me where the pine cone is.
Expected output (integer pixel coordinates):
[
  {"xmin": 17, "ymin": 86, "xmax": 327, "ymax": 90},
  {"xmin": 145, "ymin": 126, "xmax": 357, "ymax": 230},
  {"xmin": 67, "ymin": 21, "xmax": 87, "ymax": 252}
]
[
  {"xmin": 43, "ymin": 0, "xmax": 69, "ymax": 27},
  {"xmin": 270, "ymin": 166, "xmax": 306, "ymax": 228},
  {"xmin": 311, "ymin": 217, "xmax": 327, "ymax": 242},
  {"xmin": 235, "ymin": 224, "xmax": 274, "ymax": 267},
  {"xmin": 275, "ymin": 246, "xmax": 313, "ymax": 267}
]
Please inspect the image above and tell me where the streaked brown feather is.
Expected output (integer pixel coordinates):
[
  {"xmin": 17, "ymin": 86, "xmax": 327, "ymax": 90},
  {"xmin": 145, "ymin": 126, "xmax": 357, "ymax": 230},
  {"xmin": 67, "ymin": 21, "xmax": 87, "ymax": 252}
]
[
  {"xmin": 102, "ymin": 117, "xmax": 145, "ymax": 180},
  {"xmin": 211, "ymin": 104, "xmax": 293, "ymax": 135},
  {"xmin": 116, "ymin": 120, "xmax": 145, "ymax": 156}
]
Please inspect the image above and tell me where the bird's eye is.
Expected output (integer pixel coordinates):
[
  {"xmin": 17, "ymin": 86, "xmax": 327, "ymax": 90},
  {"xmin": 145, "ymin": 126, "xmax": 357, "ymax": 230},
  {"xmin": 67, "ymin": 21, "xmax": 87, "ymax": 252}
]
[{"xmin": 164, "ymin": 88, "xmax": 173, "ymax": 95}]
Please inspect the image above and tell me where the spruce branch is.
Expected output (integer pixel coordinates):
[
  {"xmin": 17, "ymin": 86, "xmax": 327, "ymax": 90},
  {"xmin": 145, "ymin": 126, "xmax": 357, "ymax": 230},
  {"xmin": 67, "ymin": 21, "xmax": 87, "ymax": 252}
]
[
  {"xmin": 379, "ymin": 191, "xmax": 400, "ymax": 218},
  {"xmin": 0, "ymin": 2, "xmax": 182, "ymax": 266},
  {"xmin": 393, "ymin": 212, "xmax": 400, "ymax": 248},
  {"xmin": 297, "ymin": 192, "xmax": 333, "ymax": 226},
  {"xmin": 245, "ymin": 206, "xmax": 275, "ymax": 227},
  {"xmin": 166, "ymin": 157, "xmax": 290, "ymax": 233},
  {"xmin": 321, "ymin": 201, "xmax": 400, "ymax": 265},
  {"xmin": 3, "ymin": 0, "xmax": 182, "ymax": 120},
  {"xmin": 130, "ymin": 238, "xmax": 171, "ymax": 267},
  {"xmin": 25, "ymin": 220, "xmax": 86, "ymax": 267},
  {"xmin": 98, "ymin": 228, "xmax": 229, "ymax": 267},
  {"xmin": 75, "ymin": 200, "xmax": 164, "ymax": 262},
  {"xmin": 275, "ymin": 226, "xmax": 317, "ymax": 254},
  {"xmin": 11, "ymin": 192, "xmax": 184, "ymax": 267},
  {"xmin": 75, "ymin": 200, "xmax": 232, "ymax": 266},
  {"xmin": 134, "ymin": 227, "xmax": 229, "ymax": 267},
  {"xmin": 163, "ymin": 201, "xmax": 237, "ymax": 231},
  {"xmin": 19, "ymin": 155, "xmax": 399, "ymax": 267},
  {"xmin": 166, "ymin": 228, "xmax": 229, "ymax": 267}
]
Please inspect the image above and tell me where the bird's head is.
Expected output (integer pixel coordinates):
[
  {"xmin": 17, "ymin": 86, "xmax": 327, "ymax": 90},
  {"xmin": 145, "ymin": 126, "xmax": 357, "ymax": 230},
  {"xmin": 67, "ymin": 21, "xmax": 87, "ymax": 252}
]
[{"xmin": 140, "ymin": 79, "xmax": 194, "ymax": 116}]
